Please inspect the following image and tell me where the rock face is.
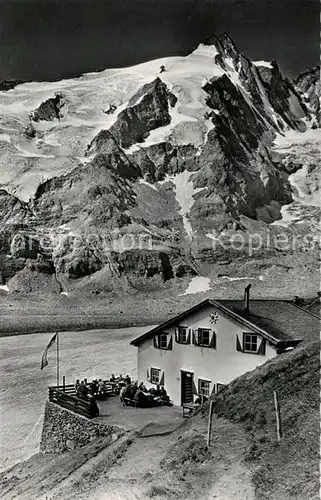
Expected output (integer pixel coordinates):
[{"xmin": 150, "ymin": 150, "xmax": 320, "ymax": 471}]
[
  {"xmin": 294, "ymin": 66, "xmax": 320, "ymax": 125},
  {"xmin": 0, "ymin": 33, "xmax": 319, "ymax": 293},
  {"xmin": 108, "ymin": 78, "xmax": 177, "ymax": 148},
  {"xmin": 32, "ymin": 93, "xmax": 64, "ymax": 122},
  {"xmin": 0, "ymin": 79, "xmax": 24, "ymax": 91},
  {"xmin": 204, "ymin": 33, "xmax": 308, "ymax": 131}
]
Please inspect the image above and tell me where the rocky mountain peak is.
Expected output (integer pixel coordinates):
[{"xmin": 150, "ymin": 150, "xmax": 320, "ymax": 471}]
[
  {"xmin": 203, "ymin": 32, "xmax": 239, "ymax": 56},
  {"xmin": 0, "ymin": 34, "xmax": 319, "ymax": 295}
]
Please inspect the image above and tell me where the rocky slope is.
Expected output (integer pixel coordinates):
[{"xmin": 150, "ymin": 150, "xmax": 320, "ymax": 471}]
[
  {"xmin": 0, "ymin": 33, "xmax": 319, "ymax": 295},
  {"xmin": 294, "ymin": 66, "xmax": 320, "ymax": 126}
]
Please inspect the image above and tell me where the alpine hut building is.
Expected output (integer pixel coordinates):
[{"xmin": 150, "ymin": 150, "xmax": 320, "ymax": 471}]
[{"xmin": 130, "ymin": 288, "xmax": 319, "ymax": 406}]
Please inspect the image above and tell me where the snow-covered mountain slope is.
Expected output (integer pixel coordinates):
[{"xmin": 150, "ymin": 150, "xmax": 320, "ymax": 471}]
[
  {"xmin": 0, "ymin": 34, "xmax": 313, "ymax": 200},
  {"xmin": 0, "ymin": 33, "xmax": 319, "ymax": 293}
]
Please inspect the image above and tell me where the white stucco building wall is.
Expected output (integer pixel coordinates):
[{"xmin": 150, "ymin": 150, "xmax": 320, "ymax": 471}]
[{"xmin": 135, "ymin": 303, "xmax": 276, "ymax": 406}]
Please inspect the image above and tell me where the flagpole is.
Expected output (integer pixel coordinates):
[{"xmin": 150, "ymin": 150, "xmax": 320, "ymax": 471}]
[{"xmin": 56, "ymin": 332, "xmax": 59, "ymax": 388}]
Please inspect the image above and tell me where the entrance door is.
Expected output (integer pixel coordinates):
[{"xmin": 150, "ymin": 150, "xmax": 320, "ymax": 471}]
[{"xmin": 181, "ymin": 371, "xmax": 194, "ymax": 405}]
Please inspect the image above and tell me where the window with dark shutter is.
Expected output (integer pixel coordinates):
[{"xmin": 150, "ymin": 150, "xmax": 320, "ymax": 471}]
[
  {"xmin": 175, "ymin": 326, "xmax": 191, "ymax": 344},
  {"xmin": 196, "ymin": 328, "xmax": 211, "ymax": 347},
  {"xmin": 159, "ymin": 333, "xmax": 168, "ymax": 349},
  {"xmin": 236, "ymin": 335, "xmax": 243, "ymax": 352},
  {"xmin": 154, "ymin": 332, "xmax": 173, "ymax": 350},
  {"xmin": 150, "ymin": 367, "xmax": 161, "ymax": 384},
  {"xmin": 244, "ymin": 333, "xmax": 258, "ymax": 352},
  {"xmin": 257, "ymin": 338, "xmax": 266, "ymax": 355},
  {"xmin": 209, "ymin": 331, "xmax": 217, "ymax": 349},
  {"xmin": 198, "ymin": 379, "xmax": 211, "ymax": 398},
  {"xmin": 241, "ymin": 333, "xmax": 264, "ymax": 354}
]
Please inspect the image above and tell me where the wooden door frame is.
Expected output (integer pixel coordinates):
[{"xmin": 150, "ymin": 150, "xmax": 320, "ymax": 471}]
[{"xmin": 180, "ymin": 370, "xmax": 194, "ymax": 406}]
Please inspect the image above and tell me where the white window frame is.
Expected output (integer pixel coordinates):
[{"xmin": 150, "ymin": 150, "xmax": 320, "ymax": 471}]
[
  {"xmin": 198, "ymin": 378, "xmax": 211, "ymax": 398},
  {"xmin": 178, "ymin": 326, "xmax": 188, "ymax": 343},
  {"xmin": 197, "ymin": 328, "xmax": 211, "ymax": 347},
  {"xmin": 243, "ymin": 333, "xmax": 259, "ymax": 353},
  {"xmin": 159, "ymin": 333, "xmax": 168, "ymax": 349},
  {"xmin": 150, "ymin": 367, "xmax": 161, "ymax": 384}
]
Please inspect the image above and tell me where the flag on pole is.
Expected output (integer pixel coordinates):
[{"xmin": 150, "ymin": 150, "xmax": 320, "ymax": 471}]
[{"xmin": 40, "ymin": 332, "xmax": 57, "ymax": 370}]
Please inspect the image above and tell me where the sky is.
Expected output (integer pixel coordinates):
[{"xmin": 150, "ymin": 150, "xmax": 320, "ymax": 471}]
[{"xmin": 0, "ymin": 0, "xmax": 319, "ymax": 82}]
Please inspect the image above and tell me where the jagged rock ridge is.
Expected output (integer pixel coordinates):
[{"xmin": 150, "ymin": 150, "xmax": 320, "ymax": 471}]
[{"xmin": 0, "ymin": 33, "xmax": 319, "ymax": 293}]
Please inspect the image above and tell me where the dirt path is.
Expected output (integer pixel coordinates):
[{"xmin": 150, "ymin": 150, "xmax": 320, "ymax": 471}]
[
  {"xmin": 0, "ymin": 412, "xmax": 256, "ymax": 500},
  {"xmin": 51, "ymin": 422, "xmax": 184, "ymax": 500},
  {"xmin": 49, "ymin": 414, "xmax": 256, "ymax": 500},
  {"xmin": 205, "ymin": 462, "xmax": 255, "ymax": 500}
]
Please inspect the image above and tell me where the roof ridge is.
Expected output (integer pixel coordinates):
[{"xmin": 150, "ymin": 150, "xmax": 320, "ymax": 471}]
[{"xmin": 288, "ymin": 301, "xmax": 321, "ymax": 320}]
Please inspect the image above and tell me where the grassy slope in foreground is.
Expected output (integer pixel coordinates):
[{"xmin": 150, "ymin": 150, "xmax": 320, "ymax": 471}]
[{"xmin": 213, "ymin": 339, "xmax": 320, "ymax": 500}]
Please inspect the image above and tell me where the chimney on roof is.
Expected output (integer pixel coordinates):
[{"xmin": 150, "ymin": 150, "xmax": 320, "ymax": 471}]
[{"xmin": 244, "ymin": 284, "xmax": 251, "ymax": 312}]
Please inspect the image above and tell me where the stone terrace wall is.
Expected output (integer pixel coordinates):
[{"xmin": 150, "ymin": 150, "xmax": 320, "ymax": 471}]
[{"xmin": 40, "ymin": 401, "xmax": 125, "ymax": 453}]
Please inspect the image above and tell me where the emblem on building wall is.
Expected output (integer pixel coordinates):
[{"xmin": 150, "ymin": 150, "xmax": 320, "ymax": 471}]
[{"xmin": 210, "ymin": 311, "xmax": 219, "ymax": 324}]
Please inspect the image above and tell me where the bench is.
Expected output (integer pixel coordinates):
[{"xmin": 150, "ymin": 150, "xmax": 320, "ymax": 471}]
[
  {"xmin": 123, "ymin": 397, "xmax": 138, "ymax": 408},
  {"xmin": 182, "ymin": 403, "xmax": 201, "ymax": 418}
]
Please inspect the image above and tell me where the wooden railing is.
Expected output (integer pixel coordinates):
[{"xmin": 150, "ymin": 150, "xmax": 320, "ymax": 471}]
[
  {"xmin": 48, "ymin": 387, "xmax": 92, "ymax": 419},
  {"xmin": 48, "ymin": 380, "xmax": 116, "ymax": 418}
]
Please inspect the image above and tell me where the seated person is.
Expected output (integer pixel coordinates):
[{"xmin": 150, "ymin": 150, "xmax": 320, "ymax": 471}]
[
  {"xmin": 134, "ymin": 388, "xmax": 144, "ymax": 406},
  {"xmin": 91, "ymin": 379, "xmax": 98, "ymax": 396},
  {"xmin": 154, "ymin": 385, "xmax": 161, "ymax": 398},
  {"xmin": 139, "ymin": 382, "xmax": 147, "ymax": 393},
  {"xmin": 119, "ymin": 385, "xmax": 128, "ymax": 402},
  {"xmin": 160, "ymin": 386, "xmax": 170, "ymax": 403},
  {"xmin": 128, "ymin": 383, "xmax": 138, "ymax": 399}
]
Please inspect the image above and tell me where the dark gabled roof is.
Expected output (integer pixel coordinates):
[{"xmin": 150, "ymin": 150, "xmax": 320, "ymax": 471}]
[
  {"xmin": 303, "ymin": 296, "xmax": 321, "ymax": 317},
  {"xmin": 131, "ymin": 298, "xmax": 320, "ymax": 347},
  {"xmin": 217, "ymin": 300, "xmax": 319, "ymax": 343}
]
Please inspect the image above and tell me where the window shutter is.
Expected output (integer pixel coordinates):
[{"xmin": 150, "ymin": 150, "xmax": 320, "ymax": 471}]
[
  {"xmin": 187, "ymin": 329, "xmax": 191, "ymax": 344},
  {"xmin": 257, "ymin": 338, "xmax": 266, "ymax": 355},
  {"xmin": 147, "ymin": 368, "xmax": 151, "ymax": 382},
  {"xmin": 167, "ymin": 335, "xmax": 173, "ymax": 350},
  {"xmin": 210, "ymin": 331, "xmax": 217, "ymax": 349},
  {"xmin": 159, "ymin": 371, "xmax": 165, "ymax": 386},
  {"xmin": 192, "ymin": 378, "xmax": 198, "ymax": 395},
  {"xmin": 236, "ymin": 335, "xmax": 243, "ymax": 352},
  {"xmin": 174, "ymin": 327, "xmax": 179, "ymax": 343},
  {"xmin": 192, "ymin": 329, "xmax": 196, "ymax": 345},
  {"xmin": 153, "ymin": 336, "xmax": 159, "ymax": 348}
]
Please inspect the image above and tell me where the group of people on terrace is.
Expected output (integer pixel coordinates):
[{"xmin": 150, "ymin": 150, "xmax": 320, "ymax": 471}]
[
  {"xmin": 74, "ymin": 379, "xmax": 100, "ymax": 417},
  {"xmin": 120, "ymin": 380, "xmax": 171, "ymax": 407},
  {"xmin": 74, "ymin": 374, "xmax": 172, "ymax": 409},
  {"xmin": 74, "ymin": 378, "xmax": 106, "ymax": 399}
]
